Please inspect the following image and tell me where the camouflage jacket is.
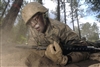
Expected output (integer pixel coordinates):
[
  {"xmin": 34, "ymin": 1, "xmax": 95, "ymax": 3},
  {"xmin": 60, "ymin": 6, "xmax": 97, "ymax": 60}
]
[{"xmin": 28, "ymin": 18, "xmax": 90, "ymax": 63}]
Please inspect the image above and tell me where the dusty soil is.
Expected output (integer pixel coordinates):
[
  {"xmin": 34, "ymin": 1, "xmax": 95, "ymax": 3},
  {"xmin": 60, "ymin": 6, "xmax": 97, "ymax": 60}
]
[
  {"xmin": 1, "ymin": 40, "xmax": 34, "ymax": 67},
  {"xmin": 1, "ymin": 41, "xmax": 100, "ymax": 67},
  {"xmin": 0, "ymin": 32, "xmax": 100, "ymax": 67}
]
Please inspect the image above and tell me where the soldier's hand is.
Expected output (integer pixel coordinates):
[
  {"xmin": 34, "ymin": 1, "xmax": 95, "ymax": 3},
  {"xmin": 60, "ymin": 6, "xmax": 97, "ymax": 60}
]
[{"xmin": 45, "ymin": 41, "xmax": 68, "ymax": 65}]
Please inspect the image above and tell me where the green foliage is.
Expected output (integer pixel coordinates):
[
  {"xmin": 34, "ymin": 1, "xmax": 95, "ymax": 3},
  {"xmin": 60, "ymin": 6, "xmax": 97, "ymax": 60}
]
[
  {"xmin": 12, "ymin": 15, "xmax": 28, "ymax": 44},
  {"xmin": 85, "ymin": 0, "xmax": 100, "ymax": 21},
  {"xmin": 88, "ymin": 33, "xmax": 99, "ymax": 42},
  {"xmin": 80, "ymin": 22, "xmax": 99, "ymax": 41},
  {"xmin": 86, "ymin": 0, "xmax": 100, "ymax": 12},
  {"xmin": 16, "ymin": 35, "xmax": 27, "ymax": 44},
  {"xmin": 0, "ymin": 0, "xmax": 4, "ymax": 15}
]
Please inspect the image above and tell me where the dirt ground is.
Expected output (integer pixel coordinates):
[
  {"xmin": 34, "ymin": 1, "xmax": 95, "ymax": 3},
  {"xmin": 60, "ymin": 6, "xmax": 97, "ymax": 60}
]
[
  {"xmin": 0, "ymin": 34, "xmax": 100, "ymax": 67},
  {"xmin": 0, "ymin": 39, "xmax": 34, "ymax": 67}
]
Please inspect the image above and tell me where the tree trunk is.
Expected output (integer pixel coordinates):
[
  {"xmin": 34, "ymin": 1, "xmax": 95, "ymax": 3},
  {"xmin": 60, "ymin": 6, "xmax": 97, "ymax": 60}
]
[
  {"xmin": 76, "ymin": 9, "xmax": 81, "ymax": 39},
  {"xmin": 70, "ymin": 0, "xmax": 75, "ymax": 31},
  {"xmin": 63, "ymin": 0, "xmax": 66, "ymax": 24},
  {"xmin": 57, "ymin": 0, "xmax": 60, "ymax": 21},
  {"xmin": 2, "ymin": 0, "xmax": 23, "ymax": 31},
  {"xmin": 0, "ymin": 0, "xmax": 10, "ymax": 21},
  {"xmin": 38, "ymin": 0, "xmax": 42, "ymax": 4}
]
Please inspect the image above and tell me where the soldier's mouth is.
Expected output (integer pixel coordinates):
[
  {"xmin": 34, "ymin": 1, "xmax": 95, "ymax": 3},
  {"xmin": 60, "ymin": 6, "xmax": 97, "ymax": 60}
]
[
  {"xmin": 34, "ymin": 24, "xmax": 40, "ymax": 31},
  {"xmin": 36, "ymin": 27, "xmax": 40, "ymax": 31}
]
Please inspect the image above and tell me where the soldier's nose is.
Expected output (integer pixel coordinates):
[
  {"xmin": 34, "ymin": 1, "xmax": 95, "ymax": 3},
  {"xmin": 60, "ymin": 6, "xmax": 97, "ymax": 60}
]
[{"xmin": 34, "ymin": 24, "xmax": 39, "ymax": 29}]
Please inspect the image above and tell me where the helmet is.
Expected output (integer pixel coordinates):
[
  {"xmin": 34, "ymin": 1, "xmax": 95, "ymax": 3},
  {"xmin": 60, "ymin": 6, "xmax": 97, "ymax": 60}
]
[{"xmin": 22, "ymin": 2, "xmax": 48, "ymax": 24}]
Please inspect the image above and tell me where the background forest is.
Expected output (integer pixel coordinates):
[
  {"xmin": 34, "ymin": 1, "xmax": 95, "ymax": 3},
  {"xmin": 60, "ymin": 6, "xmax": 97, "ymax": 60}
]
[{"xmin": 0, "ymin": 0, "xmax": 100, "ymax": 44}]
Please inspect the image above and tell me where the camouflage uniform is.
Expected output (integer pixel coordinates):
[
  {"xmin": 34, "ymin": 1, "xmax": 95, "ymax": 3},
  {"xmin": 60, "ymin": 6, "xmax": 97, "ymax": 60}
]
[
  {"xmin": 22, "ymin": 2, "xmax": 100, "ymax": 67},
  {"xmin": 25, "ymin": 18, "xmax": 90, "ymax": 67}
]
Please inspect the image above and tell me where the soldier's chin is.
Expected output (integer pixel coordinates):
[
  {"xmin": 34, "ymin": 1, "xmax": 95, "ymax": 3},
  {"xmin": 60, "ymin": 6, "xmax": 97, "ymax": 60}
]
[
  {"xmin": 40, "ymin": 30, "xmax": 44, "ymax": 33},
  {"xmin": 36, "ymin": 29, "xmax": 40, "ymax": 32},
  {"xmin": 36, "ymin": 29, "xmax": 43, "ymax": 33}
]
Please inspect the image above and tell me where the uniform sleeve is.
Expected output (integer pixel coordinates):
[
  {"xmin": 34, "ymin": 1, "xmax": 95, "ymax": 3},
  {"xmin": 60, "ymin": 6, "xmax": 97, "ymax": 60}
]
[{"xmin": 59, "ymin": 24, "xmax": 90, "ymax": 63}]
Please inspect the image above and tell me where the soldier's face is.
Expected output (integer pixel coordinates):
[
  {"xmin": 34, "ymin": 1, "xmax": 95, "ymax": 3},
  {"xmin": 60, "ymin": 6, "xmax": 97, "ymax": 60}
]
[{"xmin": 29, "ymin": 13, "xmax": 46, "ymax": 33}]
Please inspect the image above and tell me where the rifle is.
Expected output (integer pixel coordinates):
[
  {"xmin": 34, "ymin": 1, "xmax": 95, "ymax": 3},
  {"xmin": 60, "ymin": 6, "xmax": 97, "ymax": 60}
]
[
  {"xmin": 16, "ymin": 45, "xmax": 46, "ymax": 50},
  {"xmin": 16, "ymin": 45, "xmax": 100, "ymax": 53},
  {"xmin": 62, "ymin": 45, "xmax": 100, "ymax": 53}
]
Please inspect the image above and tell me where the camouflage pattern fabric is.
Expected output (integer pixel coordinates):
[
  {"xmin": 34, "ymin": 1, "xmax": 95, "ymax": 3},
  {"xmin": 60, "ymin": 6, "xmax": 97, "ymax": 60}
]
[
  {"xmin": 26, "ymin": 18, "xmax": 100, "ymax": 67},
  {"xmin": 25, "ymin": 50, "xmax": 100, "ymax": 67},
  {"xmin": 89, "ymin": 52, "xmax": 100, "ymax": 62}
]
